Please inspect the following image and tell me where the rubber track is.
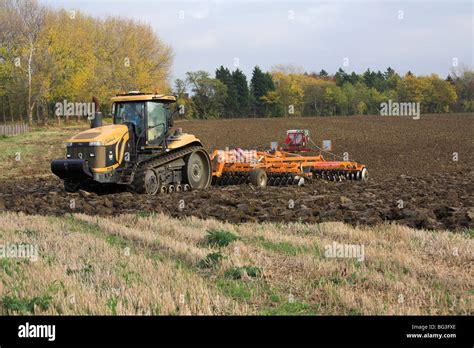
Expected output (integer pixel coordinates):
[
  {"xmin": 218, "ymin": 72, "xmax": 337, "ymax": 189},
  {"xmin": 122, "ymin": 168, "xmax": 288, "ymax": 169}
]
[{"xmin": 121, "ymin": 145, "xmax": 203, "ymax": 184}]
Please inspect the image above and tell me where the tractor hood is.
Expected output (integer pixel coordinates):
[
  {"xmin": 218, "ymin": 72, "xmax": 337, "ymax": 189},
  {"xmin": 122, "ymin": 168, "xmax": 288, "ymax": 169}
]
[{"xmin": 67, "ymin": 125, "xmax": 128, "ymax": 146}]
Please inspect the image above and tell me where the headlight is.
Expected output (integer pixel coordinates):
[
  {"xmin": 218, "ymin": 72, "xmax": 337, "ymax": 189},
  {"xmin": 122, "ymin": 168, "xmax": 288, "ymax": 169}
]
[{"xmin": 89, "ymin": 141, "xmax": 103, "ymax": 146}]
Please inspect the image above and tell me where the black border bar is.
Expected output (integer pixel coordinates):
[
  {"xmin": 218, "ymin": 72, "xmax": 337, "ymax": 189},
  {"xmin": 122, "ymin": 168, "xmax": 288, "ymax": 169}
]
[{"xmin": 0, "ymin": 315, "xmax": 472, "ymax": 346}]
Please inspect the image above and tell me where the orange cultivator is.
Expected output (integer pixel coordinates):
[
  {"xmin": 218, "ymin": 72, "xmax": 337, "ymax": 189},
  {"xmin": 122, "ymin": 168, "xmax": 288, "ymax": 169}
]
[
  {"xmin": 210, "ymin": 130, "xmax": 368, "ymax": 187},
  {"xmin": 210, "ymin": 129, "xmax": 368, "ymax": 186}
]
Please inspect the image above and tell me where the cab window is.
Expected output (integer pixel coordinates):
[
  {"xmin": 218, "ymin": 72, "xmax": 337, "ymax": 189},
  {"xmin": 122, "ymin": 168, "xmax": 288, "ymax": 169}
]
[
  {"xmin": 114, "ymin": 102, "xmax": 145, "ymax": 136},
  {"xmin": 146, "ymin": 102, "xmax": 167, "ymax": 145}
]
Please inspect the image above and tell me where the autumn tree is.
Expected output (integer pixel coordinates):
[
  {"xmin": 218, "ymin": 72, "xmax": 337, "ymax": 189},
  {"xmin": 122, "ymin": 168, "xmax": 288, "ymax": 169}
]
[
  {"xmin": 186, "ymin": 71, "xmax": 227, "ymax": 119},
  {"xmin": 173, "ymin": 78, "xmax": 194, "ymax": 119},
  {"xmin": 271, "ymin": 70, "xmax": 305, "ymax": 116},
  {"xmin": 1, "ymin": 0, "xmax": 46, "ymax": 124},
  {"xmin": 0, "ymin": 2, "xmax": 173, "ymax": 123}
]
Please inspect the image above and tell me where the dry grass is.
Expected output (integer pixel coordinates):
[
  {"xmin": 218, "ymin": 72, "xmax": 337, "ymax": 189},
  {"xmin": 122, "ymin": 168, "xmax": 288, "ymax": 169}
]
[
  {"xmin": 0, "ymin": 127, "xmax": 82, "ymax": 180},
  {"xmin": 0, "ymin": 212, "xmax": 471, "ymax": 315}
]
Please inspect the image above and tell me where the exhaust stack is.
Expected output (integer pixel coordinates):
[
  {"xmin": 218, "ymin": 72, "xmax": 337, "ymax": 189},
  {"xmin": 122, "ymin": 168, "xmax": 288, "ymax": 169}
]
[
  {"xmin": 91, "ymin": 112, "xmax": 102, "ymax": 128},
  {"xmin": 90, "ymin": 96, "xmax": 102, "ymax": 128}
]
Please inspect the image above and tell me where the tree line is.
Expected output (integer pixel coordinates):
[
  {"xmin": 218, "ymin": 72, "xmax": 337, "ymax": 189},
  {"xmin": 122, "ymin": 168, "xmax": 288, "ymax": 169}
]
[
  {"xmin": 1, "ymin": 0, "xmax": 472, "ymax": 124},
  {"xmin": 174, "ymin": 65, "xmax": 473, "ymax": 119},
  {"xmin": 0, "ymin": 0, "xmax": 172, "ymax": 124}
]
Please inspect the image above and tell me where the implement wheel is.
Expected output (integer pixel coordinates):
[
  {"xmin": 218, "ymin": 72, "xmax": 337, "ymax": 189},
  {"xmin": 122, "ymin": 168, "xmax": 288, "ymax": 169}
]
[
  {"xmin": 249, "ymin": 169, "xmax": 268, "ymax": 187},
  {"xmin": 360, "ymin": 168, "xmax": 369, "ymax": 181}
]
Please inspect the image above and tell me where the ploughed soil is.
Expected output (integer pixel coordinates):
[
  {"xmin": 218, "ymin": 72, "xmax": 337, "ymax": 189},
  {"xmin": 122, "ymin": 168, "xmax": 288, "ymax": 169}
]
[
  {"xmin": 0, "ymin": 171, "xmax": 472, "ymax": 231},
  {"xmin": 0, "ymin": 114, "xmax": 473, "ymax": 231}
]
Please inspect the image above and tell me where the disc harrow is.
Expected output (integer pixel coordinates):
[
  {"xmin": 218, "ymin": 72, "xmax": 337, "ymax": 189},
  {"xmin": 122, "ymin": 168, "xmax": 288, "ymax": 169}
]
[
  {"xmin": 210, "ymin": 148, "xmax": 368, "ymax": 187},
  {"xmin": 213, "ymin": 172, "xmax": 309, "ymax": 186}
]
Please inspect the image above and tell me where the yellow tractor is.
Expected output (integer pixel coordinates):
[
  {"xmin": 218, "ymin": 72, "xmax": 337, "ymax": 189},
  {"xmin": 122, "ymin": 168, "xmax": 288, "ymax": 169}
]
[{"xmin": 51, "ymin": 92, "xmax": 212, "ymax": 194}]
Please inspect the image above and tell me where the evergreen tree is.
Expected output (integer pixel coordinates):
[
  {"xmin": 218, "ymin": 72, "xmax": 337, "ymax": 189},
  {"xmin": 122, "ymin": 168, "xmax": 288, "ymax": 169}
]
[
  {"xmin": 215, "ymin": 66, "xmax": 239, "ymax": 117},
  {"xmin": 319, "ymin": 69, "xmax": 329, "ymax": 77},
  {"xmin": 232, "ymin": 68, "xmax": 250, "ymax": 116},
  {"xmin": 250, "ymin": 66, "xmax": 275, "ymax": 117},
  {"xmin": 335, "ymin": 68, "xmax": 349, "ymax": 86}
]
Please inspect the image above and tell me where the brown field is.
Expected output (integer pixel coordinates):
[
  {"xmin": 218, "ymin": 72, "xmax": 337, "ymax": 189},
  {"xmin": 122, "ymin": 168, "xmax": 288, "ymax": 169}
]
[
  {"xmin": 180, "ymin": 113, "xmax": 474, "ymax": 180},
  {"xmin": 0, "ymin": 114, "xmax": 472, "ymax": 231}
]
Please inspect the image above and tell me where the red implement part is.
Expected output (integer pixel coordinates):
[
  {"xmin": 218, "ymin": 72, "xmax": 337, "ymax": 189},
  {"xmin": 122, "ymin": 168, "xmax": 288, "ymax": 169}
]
[{"xmin": 284, "ymin": 129, "xmax": 311, "ymax": 152}]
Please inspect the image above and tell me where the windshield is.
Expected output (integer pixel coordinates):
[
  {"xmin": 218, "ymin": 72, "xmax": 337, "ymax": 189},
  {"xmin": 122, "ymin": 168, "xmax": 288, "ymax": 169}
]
[
  {"xmin": 114, "ymin": 102, "xmax": 145, "ymax": 135},
  {"xmin": 146, "ymin": 101, "xmax": 167, "ymax": 145}
]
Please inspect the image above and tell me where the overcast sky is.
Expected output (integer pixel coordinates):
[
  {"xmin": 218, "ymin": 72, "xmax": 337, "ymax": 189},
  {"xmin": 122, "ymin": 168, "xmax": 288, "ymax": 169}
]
[{"xmin": 43, "ymin": 0, "xmax": 473, "ymax": 82}]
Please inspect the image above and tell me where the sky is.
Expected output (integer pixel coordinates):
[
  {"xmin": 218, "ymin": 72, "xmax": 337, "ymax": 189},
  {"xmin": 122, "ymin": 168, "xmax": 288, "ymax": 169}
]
[{"xmin": 42, "ymin": 0, "xmax": 473, "ymax": 82}]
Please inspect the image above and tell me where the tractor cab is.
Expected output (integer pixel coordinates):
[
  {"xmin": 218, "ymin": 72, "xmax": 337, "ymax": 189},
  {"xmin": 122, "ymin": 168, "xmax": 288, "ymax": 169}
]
[{"xmin": 111, "ymin": 92, "xmax": 176, "ymax": 150}]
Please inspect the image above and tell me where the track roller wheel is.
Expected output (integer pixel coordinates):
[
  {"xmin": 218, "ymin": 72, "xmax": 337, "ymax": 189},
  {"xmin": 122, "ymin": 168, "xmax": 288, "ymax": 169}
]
[
  {"xmin": 183, "ymin": 184, "xmax": 191, "ymax": 192},
  {"xmin": 168, "ymin": 185, "xmax": 175, "ymax": 193},
  {"xmin": 143, "ymin": 169, "xmax": 160, "ymax": 195},
  {"xmin": 176, "ymin": 184, "xmax": 182, "ymax": 192},
  {"xmin": 184, "ymin": 149, "xmax": 212, "ymax": 189},
  {"xmin": 249, "ymin": 169, "xmax": 268, "ymax": 187},
  {"xmin": 159, "ymin": 185, "xmax": 167, "ymax": 194}
]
